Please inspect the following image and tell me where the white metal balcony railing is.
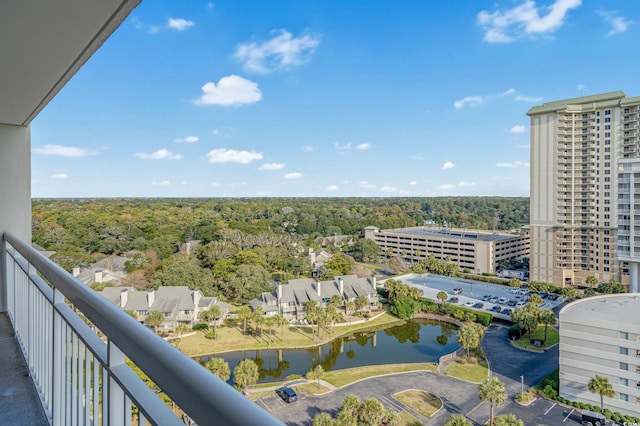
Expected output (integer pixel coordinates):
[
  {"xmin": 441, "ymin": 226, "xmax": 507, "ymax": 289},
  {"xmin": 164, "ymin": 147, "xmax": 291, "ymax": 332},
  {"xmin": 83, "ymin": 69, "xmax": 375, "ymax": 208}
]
[{"xmin": 2, "ymin": 232, "xmax": 282, "ymax": 426}]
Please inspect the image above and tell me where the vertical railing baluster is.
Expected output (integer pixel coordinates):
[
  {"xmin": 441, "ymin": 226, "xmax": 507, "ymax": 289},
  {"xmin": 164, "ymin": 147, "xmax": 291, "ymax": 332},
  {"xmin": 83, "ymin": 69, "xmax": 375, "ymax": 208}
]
[
  {"xmin": 107, "ymin": 341, "xmax": 125, "ymax": 425},
  {"xmin": 53, "ymin": 288, "xmax": 64, "ymax": 425}
]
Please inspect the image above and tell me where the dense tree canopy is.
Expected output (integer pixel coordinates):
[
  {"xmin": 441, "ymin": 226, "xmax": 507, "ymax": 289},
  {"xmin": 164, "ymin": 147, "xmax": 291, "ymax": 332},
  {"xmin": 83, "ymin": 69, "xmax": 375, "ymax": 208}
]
[{"xmin": 32, "ymin": 197, "xmax": 529, "ymax": 304}]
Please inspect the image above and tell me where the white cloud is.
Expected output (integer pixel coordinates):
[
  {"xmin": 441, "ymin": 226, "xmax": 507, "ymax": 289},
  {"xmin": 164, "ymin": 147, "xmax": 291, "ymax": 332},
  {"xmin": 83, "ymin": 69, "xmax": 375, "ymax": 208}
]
[
  {"xmin": 168, "ymin": 18, "xmax": 195, "ymax": 31},
  {"xmin": 211, "ymin": 182, "xmax": 221, "ymax": 187},
  {"xmin": 335, "ymin": 142, "xmax": 351, "ymax": 150},
  {"xmin": 502, "ymin": 88, "xmax": 516, "ymax": 96},
  {"xmin": 326, "ymin": 185, "xmax": 340, "ymax": 191},
  {"xmin": 51, "ymin": 173, "xmax": 68, "ymax": 179},
  {"xmin": 234, "ymin": 30, "xmax": 321, "ymax": 74},
  {"xmin": 284, "ymin": 172, "xmax": 302, "ymax": 179},
  {"xmin": 303, "ymin": 145, "xmax": 313, "ymax": 152},
  {"xmin": 515, "ymin": 94, "xmax": 542, "ymax": 102},
  {"xmin": 442, "ymin": 161, "xmax": 455, "ymax": 170},
  {"xmin": 174, "ymin": 135, "xmax": 199, "ymax": 143},
  {"xmin": 135, "ymin": 149, "xmax": 182, "ymax": 160},
  {"xmin": 454, "ymin": 96, "xmax": 484, "ymax": 109},
  {"xmin": 34, "ymin": 144, "xmax": 97, "ymax": 157},
  {"xmin": 438, "ymin": 184, "xmax": 456, "ymax": 190},
  {"xmin": 477, "ymin": 0, "xmax": 582, "ymax": 43},
  {"xmin": 356, "ymin": 143, "xmax": 371, "ymax": 150},
  {"xmin": 409, "ymin": 181, "xmax": 417, "ymax": 186},
  {"xmin": 212, "ymin": 129, "xmax": 220, "ymax": 136},
  {"xmin": 598, "ymin": 10, "xmax": 633, "ymax": 36},
  {"xmin": 194, "ymin": 75, "xmax": 262, "ymax": 106},
  {"xmin": 152, "ymin": 180, "xmax": 171, "ymax": 186},
  {"xmin": 206, "ymin": 148, "xmax": 263, "ymax": 164},
  {"xmin": 496, "ymin": 160, "xmax": 530, "ymax": 168},
  {"xmin": 259, "ymin": 163, "xmax": 285, "ymax": 170},
  {"xmin": 379, "ymin": 186, "xmax": 397, "ymax": 193},
  {"xmin": 458, "ymin": 181, "xmax": 477, "ymax": 188},
  {"xmin": 510, "ymin": 125, "xmax": 526, "ymax": 133},
  {"xmin": 359, "ymin": 181, "xmax": 376, "ymax": 189}
]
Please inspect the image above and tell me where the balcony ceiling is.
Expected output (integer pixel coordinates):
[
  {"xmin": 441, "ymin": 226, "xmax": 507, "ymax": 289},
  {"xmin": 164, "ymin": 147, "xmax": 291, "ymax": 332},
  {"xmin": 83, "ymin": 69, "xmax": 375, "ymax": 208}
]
[{"xmin": 0, "ymin": 0, "xmax": 140, "ymax": 127}]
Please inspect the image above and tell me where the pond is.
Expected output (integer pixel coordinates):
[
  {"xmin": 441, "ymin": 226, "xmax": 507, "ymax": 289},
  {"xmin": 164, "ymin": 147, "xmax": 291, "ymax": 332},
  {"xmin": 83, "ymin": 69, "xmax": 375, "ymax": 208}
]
[{"xmin": 198, "ymin": 319, "xmax": 459, "ymax": 384}]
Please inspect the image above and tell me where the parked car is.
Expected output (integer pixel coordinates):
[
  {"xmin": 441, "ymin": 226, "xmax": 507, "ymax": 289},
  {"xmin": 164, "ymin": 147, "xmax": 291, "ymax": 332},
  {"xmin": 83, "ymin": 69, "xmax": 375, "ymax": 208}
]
[
  {"xmin": 498, "ymin": 297, "xmax": 509, "ymax": 304},
  {"xmin": 451, "ymin": 288, "xmax": 462, "ymax": 295},
  {"xmin": 490, "ymin": 305, "xmax": 502, "ymax": 313},
  {"xmin": 473, "ymin": 302, "xmax": 484, "ymax": 309},
  {"xmin": 489, "ymin": 296, "xmax": 499, "ymax": 303},
  {"xmin": 276, "ymin": 387, "xmax": 297, "ymax": 403},
  {"xmin": 463, "ymin": 301, "xmax": 474, "ymax": 308},
  {"xmin": 516, "ymin": 300, "xmax": 526, "ymax": 308},
  {"xmin": 509, "ymin": 288, "xmax": 520, "ymax": 294},
  {"xmin": 482, "ymin": 294, "xmax": 492, "ymax": 301},
  {"xmin": 502, "ymin": 308, "xmax": 512, "ymax": 316},
  {"xmin": 448, "ymin": 297, "xmax": 459, "ymax": 304},
  {"xmin": 507, "ymin": 299, "xmax": 517, "ymax": 306},
  {"xmin": 581, "ymin": 409, "xmax": 606, "ymax": 425}
]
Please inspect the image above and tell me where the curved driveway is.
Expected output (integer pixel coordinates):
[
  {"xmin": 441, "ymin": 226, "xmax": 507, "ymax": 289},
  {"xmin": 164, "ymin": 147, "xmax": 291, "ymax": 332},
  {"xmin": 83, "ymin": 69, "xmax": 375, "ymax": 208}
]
[{"xmin": 261, "ymin": 322, "xmax": 565, "ymax": 426}]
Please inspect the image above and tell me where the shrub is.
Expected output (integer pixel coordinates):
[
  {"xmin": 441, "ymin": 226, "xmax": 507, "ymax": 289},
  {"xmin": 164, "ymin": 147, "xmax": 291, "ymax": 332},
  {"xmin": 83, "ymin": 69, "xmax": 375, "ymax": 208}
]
[
  {"xmin": 192, "ymin": 323, "xmax": 208, "ymax": 331},
  {"xmin": 542, "ymin": 384, "xmax": 557, "ymax": 399},
  {"xmin": 603, "ymin": 408, "xmax": 613, "ymax": 418}
]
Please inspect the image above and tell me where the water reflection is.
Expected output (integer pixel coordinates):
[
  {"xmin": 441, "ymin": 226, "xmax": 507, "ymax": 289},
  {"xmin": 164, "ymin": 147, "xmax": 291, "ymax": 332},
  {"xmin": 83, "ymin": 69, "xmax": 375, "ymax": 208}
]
[{"xmin": 201, "ymin": 319, "xmax": 459, "ymax": 384}]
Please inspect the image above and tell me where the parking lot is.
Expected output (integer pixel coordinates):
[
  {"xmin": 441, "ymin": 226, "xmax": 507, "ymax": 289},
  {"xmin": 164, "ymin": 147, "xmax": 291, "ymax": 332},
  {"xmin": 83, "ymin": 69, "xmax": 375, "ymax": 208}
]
[{"xmin": 400, "ymin": 273, "xmax": 564, "ymax": 321}]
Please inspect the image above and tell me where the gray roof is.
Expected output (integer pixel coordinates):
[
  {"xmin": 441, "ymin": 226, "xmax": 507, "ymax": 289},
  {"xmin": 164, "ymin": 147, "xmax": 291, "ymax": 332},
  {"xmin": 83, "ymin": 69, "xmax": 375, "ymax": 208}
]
[
  {"xmin": 151, "ymin": 286, "xmax": 194, "ymax": 313},
  {"xmin": 376, "ymin": 227, "xmax": 522, "ymax": 243}
]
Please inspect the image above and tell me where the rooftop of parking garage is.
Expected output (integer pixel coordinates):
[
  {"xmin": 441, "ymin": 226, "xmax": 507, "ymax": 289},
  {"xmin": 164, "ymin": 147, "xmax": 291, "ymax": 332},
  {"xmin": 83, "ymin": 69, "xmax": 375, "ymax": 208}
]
[{"xmin": 378, "ymin": 227, "xmax": 522, "ymax": 242}]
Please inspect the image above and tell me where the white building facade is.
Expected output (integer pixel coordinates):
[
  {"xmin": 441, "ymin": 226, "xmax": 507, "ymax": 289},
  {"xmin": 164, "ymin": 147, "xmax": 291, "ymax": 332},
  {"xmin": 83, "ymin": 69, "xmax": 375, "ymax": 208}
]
[{"xmin": 559, "ymin": 294, "xmax": 640, "ymax": 417}]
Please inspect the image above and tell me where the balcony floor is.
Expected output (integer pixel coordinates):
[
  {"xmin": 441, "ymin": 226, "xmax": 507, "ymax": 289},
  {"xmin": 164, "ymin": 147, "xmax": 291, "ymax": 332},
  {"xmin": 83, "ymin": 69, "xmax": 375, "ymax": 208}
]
[{"xmin": 0, "ymin": 313, "xmax": 48, "ymax": 425}]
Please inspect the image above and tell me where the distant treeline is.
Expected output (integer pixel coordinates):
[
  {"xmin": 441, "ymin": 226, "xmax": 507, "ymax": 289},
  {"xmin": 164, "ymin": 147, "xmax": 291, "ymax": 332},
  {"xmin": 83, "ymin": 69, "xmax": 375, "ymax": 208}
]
[{"xmin": 31, "ymin": 197, "xmax": 529, "ymax": 302}]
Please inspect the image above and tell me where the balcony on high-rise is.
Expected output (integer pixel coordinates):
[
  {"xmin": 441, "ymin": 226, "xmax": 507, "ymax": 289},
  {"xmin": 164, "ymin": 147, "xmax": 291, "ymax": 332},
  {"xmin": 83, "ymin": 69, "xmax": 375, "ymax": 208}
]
[{"xmin": 0, "ymin": 2, "xmax": 282, "ymax": 425}]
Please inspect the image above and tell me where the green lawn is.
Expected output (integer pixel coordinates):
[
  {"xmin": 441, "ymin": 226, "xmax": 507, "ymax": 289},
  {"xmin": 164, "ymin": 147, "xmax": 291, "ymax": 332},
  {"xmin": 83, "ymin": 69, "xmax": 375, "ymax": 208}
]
[
  {"xmin": 444, "ymin": 359, "xmax": 489, "ymax": 383},
  {"xmin": 293, "ymin": 382, "xmax": 331, "ymax": 395},
  {"xmin": 180, "ymin": 312, "xmax": 403, "ymax": 356},
  {"xmin": 396, "ymin": 411, "xmax": 422, "ymax": 426},
  {"xmin": 512, "ymin": 325, "xmax": 559, "ymax": 350},
  {"xmin": 322, "ymin": 363, "xmax": 435, "ymax": 388}
]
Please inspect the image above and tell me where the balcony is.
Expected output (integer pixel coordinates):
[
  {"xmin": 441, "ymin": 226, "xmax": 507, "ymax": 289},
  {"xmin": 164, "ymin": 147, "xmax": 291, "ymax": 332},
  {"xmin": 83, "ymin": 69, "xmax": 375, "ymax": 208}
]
[
  {"xmin": 1, "ymin": 233, "xmax": 281, "ymax": 425},
  {"xmin": 0, "ymin": 2, "xmax": 282, "ymax": 425}
]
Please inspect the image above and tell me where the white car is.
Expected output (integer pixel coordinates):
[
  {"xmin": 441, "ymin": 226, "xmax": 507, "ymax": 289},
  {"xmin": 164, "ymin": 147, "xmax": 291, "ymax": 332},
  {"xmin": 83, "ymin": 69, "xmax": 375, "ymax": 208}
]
[
  {"xmin": 516, "ymin": 300, "xmax": 526, "ymax": 307},
  {"xmin": 498, "ymin": 297, "xmax": 509, "ymax": 304},
  {"xmin": 509, "ymin": 288, "xmax": 520, "ymax": 294},
  {"xmin": 463, "ymin": 301, "xmax": 475, "ymax": 308}
]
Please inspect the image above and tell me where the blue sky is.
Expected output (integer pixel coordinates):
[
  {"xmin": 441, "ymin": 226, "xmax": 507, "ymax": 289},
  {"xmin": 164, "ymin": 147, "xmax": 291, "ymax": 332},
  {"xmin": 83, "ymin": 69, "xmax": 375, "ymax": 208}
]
[{"xmin": 31, "ymin": 0, "xmax": 640, "ymax": 198}]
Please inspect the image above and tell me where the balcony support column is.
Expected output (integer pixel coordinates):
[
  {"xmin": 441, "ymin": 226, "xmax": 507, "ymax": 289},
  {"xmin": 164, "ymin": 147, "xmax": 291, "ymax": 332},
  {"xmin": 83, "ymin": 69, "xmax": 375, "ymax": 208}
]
[{"xmin": 0, "ymin": 124, "xmax": 31, "ymax": 312}]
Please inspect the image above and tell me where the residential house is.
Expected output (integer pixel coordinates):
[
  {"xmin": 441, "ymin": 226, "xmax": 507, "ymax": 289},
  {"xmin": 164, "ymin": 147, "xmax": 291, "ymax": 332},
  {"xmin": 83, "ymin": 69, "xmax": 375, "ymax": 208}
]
[
  {"xmin": 73, "ymin": 255, "xmax": 129, "ymax": 286},
  {"xmin": 250, "ymin": 275, "xmax": 379, "ymax": 320},
  {"xmin": 99, "ymin": 286, "xmax": 229, "ymax": 330}
]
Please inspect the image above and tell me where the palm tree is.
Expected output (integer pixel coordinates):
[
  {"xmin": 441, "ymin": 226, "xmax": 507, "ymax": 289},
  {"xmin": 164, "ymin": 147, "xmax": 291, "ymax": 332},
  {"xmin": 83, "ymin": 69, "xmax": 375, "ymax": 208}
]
[
  {"xmin": 478, "ymin": 376, "xmax": 507, "ymax": 425},
  {"xmin": 273, "ymin": 314, "xmax": 287, "ymax": 341},
  {"xmin": 538, "ymin": 309, "xmax": 556, "ymax": 347},
  {"xmin": 444, "ymin": 415, "xmax": 472, "ymax": 426},
  {"xmin": 493, "ymin": 413, "xmax": 523, "ymax": 426},
  {"xmin": 341, "ymin": 394, "xmax": 361, "ymax": 418},
  {"xmin": 305, "ymin": 300, "xmax": 319, "ymax": 339},
  {"xmin": 207, "ymin": 304, "xmax": 222, "ymax": 340},
  {"xmin": 233, "ymin": 359, "xmax": 259, "ymax": 394},
  {"xmin": 383, "ymin": 408, "xmax": 399, "ymax": 426},
  {"xmin": 145, "ymin": 310, "xmax": 163, "ymax": 334},
  {"xmin": 312, "ymin": 413, "xmax": 334, "ymax": 426},
  {"xmin": 355, "ymin": 295, "xmax": 369, "ymax": 312},
  {"xmin": 345, "ymin": 301, "xmax": 356, "ymax": 322},
  {"xmin": 237, "ymin": 306, "xmax": 251, "ymax": 336},
  {"xmin": 335, "ymin": 410, "xmax": 356, "ymax": 426},
  {"xmin": 175, "ymin": 322, "xmax": 189, "ymax": 339},
  {"xmin": 205, "ymin": 357, "xmax": 230, "ymax": 382},
  {"xmin": 588, "ymin": 375, "xmax": 615, "ymax": 411},
  {"xmin": 437, "ymin": 290, "xmax": 448, "ymax": 306},
  {"xmin": 253, "ymin": 307, "xmax": 265, "ymax": 342},
  {"xmin": 457, "ymin": 324, "xmax": 481, "ymax": 362},
  {"xmin": 263, "ymin": 315, "xmax": 275, "ymax": 344},
  {"xmin": 358, "ymin": 398, "xmax": 384, "ymax": 425},
  {"xmin": 586, "ymin": 275, "xmax": 598, "ymax": 288}
]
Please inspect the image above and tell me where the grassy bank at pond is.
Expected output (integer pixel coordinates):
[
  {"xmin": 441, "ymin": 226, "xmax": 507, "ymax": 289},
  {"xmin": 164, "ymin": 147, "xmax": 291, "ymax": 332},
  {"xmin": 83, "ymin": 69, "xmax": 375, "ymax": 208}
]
[
  {"xmin": 512, "ymin": 325, "xmax": 559, "ymax": 351},
  {"xmin": 181, "ymin": 312, "xmax": 404, "ymax": 357},
  {"xmin": 444, "ymin": 358, "xmax": 489, "ymax": 383}
]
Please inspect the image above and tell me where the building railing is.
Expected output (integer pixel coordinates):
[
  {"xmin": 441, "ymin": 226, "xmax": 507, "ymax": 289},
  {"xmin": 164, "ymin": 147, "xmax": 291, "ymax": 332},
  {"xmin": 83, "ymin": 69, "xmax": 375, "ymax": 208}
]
[{"xmin": 1, "ymin": 232, "xmax": 282, "ymax": 426}]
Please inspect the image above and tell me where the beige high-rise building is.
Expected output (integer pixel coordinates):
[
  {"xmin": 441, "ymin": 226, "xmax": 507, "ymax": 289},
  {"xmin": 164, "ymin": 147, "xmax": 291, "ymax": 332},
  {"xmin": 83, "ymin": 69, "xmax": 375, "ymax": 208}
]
[{"xmin": 528, "ymin": 91, "xmax": 640, "ymax": 288}]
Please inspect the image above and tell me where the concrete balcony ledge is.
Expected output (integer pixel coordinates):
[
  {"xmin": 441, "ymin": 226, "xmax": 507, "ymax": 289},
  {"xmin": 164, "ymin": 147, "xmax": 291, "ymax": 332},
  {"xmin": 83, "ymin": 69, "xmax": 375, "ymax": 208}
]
[{"xmin": 0, "ymin": 313, "xmax": 48, "ymax": 426}]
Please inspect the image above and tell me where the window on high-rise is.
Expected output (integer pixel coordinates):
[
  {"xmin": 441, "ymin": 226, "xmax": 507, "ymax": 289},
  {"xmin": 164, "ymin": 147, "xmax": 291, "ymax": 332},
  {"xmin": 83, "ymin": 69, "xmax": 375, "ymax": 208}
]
[
  {"xmin": 605, "ymin": 118, "xmax": 611, "ymax": 123},
  {"xmin": 605, "ymin": 125, "xmax": 611, "ymax": 130},
  {"xmin": 605, "ymin": 110, "xmax": 611, "ymax": 115}
]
